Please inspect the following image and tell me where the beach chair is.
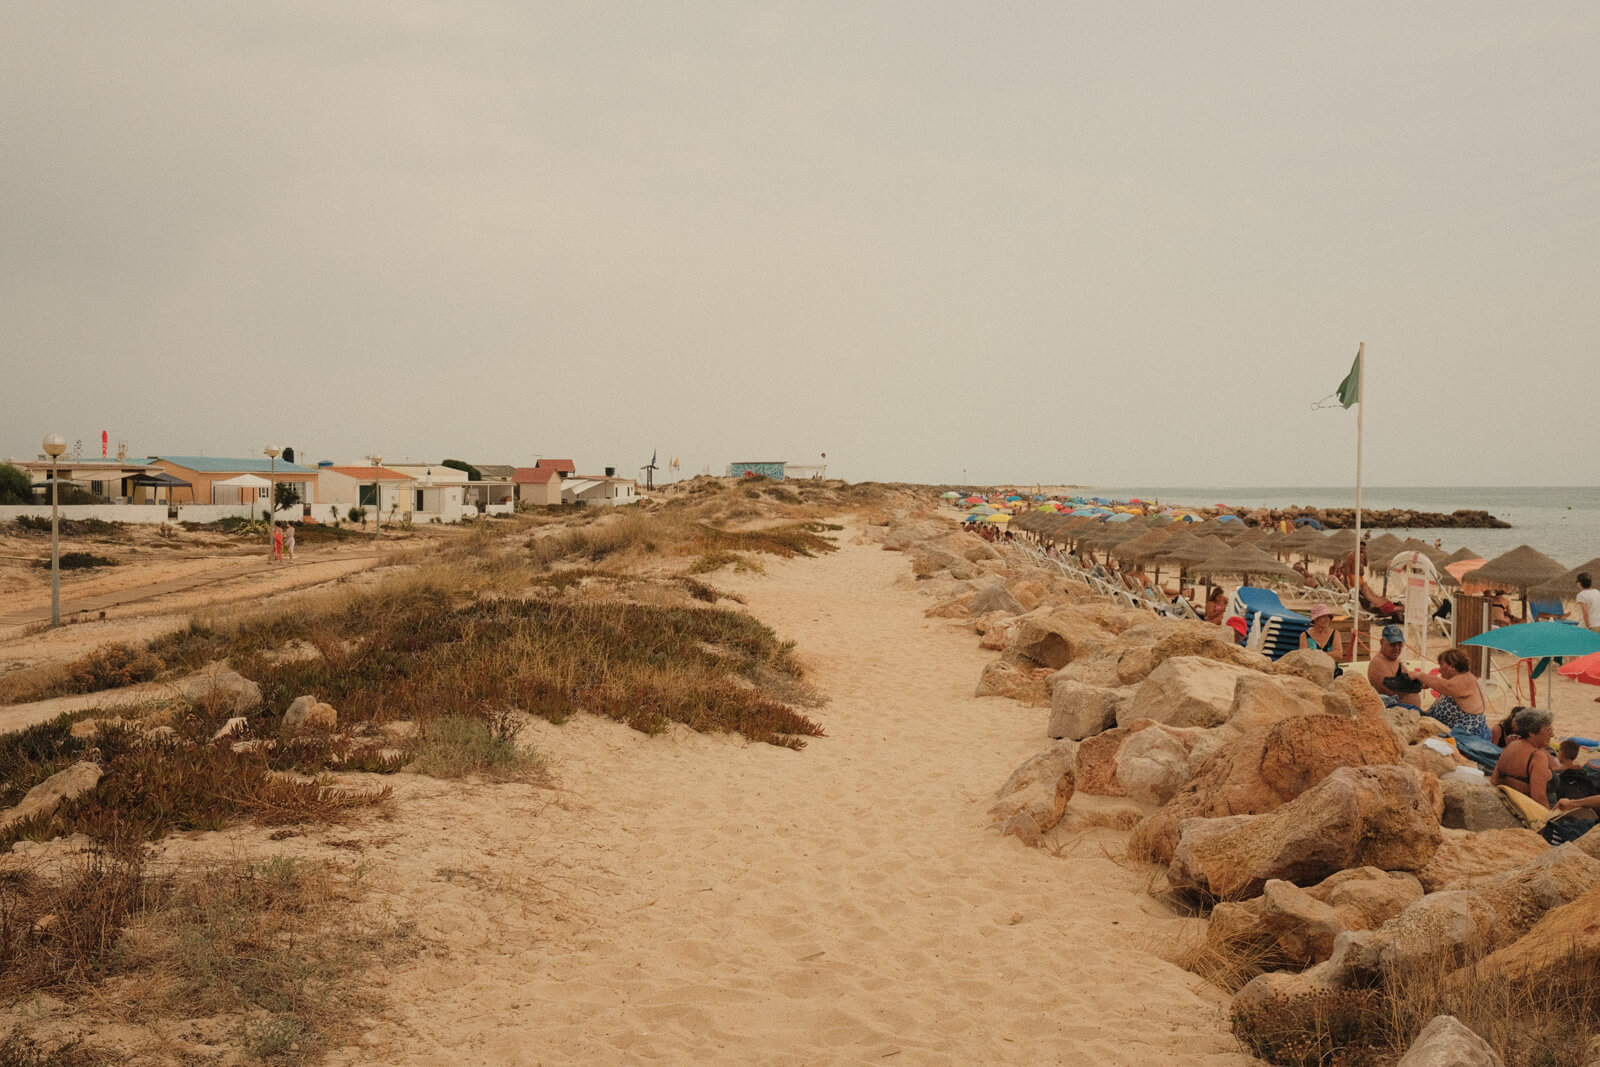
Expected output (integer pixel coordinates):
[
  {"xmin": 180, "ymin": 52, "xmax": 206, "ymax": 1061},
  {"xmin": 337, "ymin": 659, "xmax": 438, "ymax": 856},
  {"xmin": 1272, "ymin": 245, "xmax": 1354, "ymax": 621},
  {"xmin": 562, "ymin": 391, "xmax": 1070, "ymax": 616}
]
[
  {"xmin": 1530, "ymin": 598, "xmax": 1574, "ymax": 624},
  {"xmin": 1228, "ymin": 586, "xmax": 1311, "ymax": 661}
]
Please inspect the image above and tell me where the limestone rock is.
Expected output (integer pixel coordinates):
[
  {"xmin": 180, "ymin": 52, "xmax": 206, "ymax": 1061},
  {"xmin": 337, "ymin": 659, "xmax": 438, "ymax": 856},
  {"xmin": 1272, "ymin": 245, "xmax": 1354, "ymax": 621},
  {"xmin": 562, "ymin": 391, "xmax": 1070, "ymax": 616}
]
[
  {"xmin": 1274, "ymin": 648, "xmax": 1336, "ymax": 688},
  {"xmin": 1461, "ymin": 880, "xmax": 1600, "ymax": 986},
  {"xmin": 1130, "ymin": 700, "xmax": 1406, "ymax": 865},
  {"xmin": 1074, "ymin": 727, "xmax": 1131, "ymax": 796},
  {"xmin": 1404, "ymin": 741, "xmax": 1465, "ymax": 778},
  {"xmin": 69, "ymin": 717, "xmax": 131, "ymax": 741},
  {"xmin": 991, "ymin": 741, "xmax": 1077, "ymax": 842},
  {"xmin": 911, "ymin": 547, "xmax": 978, "ymax": 580},
  {"xmin": 1418, "ymin": 828, "xmax": 1549, "ymax": 892},
  {"xmin": 1310, "ymin": 867, "xmax": 1425, "ymax": 931},
  {"xmin": 1008, "ymin": 579, "xmax": 1047, "ymax": 612},
  {"xmin": 975, "ymin": 661, "xmax": 1048, "ymax": 703},
  {"xmin": 883, "ymin": 520, "xmax": 947, "ymax": 551},
  {"xmin": 1440, "ymin": 774, "xmax": 1521, "ymax": 831},
  {"xmin": 968, "ymin": 582, "xmax": 1024, "ymax": 617},
  {"xmin": 304, "ymin": 703, "xmax": 337, "ymax": 730},
  {"xmin": 1115, "ymin": 723, "xmax": 1204, "ymax": 806},
  {"xmin": 211, "ymin": 716, "xmax": 250, "ymax": 741},
  {"xmin": 1396, "ymin": 1015, "xmax": 1504, "ymax": 1067},
  {"xmin": 284, "ymin": 695, "xmax": 319, "ymax": 728},
  {"xmin": 1047, "ymin": 680, "xmax": 1126, "ymax": 740},
  {"xmin": 1120, "ymin": 656, "xmax": 1256, "ymax": 729},
  {"xmin": 1168, "ymin": 765, "xmax": 1443, "ymax": 900},
  {"xmin": 924, "ymin": 593, "xmax": 976, "ymax": 618},
  {"xmin": 960, "ymin": 539, "xmax": 1001, "ymax": 563},
  {"xmin": 1006, "ymin": 610, "xmax": 1108, "ymax": 671},
  {"xmin": 179, "ymin": 669, "xmax": 262, "ymax": 715},
  {"xmin": 1226, "ymin": 671, "xmax": 1341, "ymax": 734},
  {"xmin": 0, "ymin": 762, "xmax": 102, "ymax": 831},
  {"xmin": 1416, "ymin": 716, "xmax": 1452, "ymax": 739},
  {"xmin": 1255, "ymin": 879, "xmax": 1348, "ymax": 965}
]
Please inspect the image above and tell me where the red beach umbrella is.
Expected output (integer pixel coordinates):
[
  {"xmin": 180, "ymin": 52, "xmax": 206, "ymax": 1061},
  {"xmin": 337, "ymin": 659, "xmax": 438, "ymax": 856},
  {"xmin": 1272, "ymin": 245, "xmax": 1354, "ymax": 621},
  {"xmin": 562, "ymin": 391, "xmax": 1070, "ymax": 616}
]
[{"xmin": 1558, "ymin": 652, "xmax": 1600, "ymax": 687}]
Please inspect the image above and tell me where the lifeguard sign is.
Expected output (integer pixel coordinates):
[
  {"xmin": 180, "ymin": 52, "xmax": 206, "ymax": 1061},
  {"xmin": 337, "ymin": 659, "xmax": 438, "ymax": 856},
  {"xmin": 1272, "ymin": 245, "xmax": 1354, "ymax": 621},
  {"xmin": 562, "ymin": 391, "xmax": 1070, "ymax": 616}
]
[{"xmin": 1388, "ymin": 550, "xmax": 1444, "ymax": 660}]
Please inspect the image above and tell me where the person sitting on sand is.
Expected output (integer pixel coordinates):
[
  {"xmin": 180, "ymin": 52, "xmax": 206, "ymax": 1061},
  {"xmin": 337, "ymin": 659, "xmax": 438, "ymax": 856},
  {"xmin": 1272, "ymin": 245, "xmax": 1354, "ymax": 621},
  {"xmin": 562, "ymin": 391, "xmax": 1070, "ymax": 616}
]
[
  {"xmin": 1299, "ymin": 604, "xmax": 1344, "ymax": 661},
  {"xmin": 1225, "ymin": 616, "xmax": 1249, "ymax": 646},
  {"xmin": 1204, "ymin": 587, "xmax": 1229, "ymax": 627},
  {"xmin": 1368, "ymin": 625, "xmax": 1406, "ymax": 697},
  {"xmin": 1558, "ymin": 739, "xmax": 1584, "ymax": 771},
  {"xmin": 1491, "ymin": 707, "xmax": 1556, "ymax": 807},
  {"xmin": 1124, "ymin": 562, "xmax": 1152, "ymax": 592},
  {"xmin": 1425, "ymin": 648, "xmax": 1492, "ymax": 740}
]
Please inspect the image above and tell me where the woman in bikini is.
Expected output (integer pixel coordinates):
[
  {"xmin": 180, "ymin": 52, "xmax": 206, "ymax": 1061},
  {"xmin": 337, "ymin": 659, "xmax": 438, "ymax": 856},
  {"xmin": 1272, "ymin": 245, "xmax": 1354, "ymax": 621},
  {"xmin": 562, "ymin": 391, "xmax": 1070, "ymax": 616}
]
[
  {"xmin": 1425, "ymin": 647, "xmax": 1493, "ymax": 740},
  {"xmin": 1491, "ymin": 707, "xmax": 1555, "ymax": 807},
  {"xmin": 1298, "ymin": 604, "xmax": 1344, "ymax": 660}
]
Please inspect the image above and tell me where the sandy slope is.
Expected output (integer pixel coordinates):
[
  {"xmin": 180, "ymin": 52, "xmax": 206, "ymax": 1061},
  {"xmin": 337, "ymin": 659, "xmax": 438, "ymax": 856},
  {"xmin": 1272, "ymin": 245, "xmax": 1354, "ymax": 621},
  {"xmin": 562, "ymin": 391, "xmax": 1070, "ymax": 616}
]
[{"xmin": 324, "ymin": 525, "xmax": 1258, "ymax": 1066}]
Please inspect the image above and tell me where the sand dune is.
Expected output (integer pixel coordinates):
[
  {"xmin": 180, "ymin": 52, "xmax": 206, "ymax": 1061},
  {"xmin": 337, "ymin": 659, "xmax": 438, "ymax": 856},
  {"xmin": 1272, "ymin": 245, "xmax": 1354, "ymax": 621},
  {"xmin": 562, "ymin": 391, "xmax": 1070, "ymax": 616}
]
[{"xmin": 313, "ymin": 524, "xmax": 1257, "ymax": 1065}]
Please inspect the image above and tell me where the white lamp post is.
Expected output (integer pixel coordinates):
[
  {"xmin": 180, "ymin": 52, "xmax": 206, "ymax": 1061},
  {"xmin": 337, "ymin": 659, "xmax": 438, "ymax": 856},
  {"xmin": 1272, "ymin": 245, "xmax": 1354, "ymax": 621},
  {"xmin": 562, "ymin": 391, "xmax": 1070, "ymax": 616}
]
[
  {"xmin": 264, "ymin": 445, "xmax": 280, "ymax": 557},
  {"xmin": 367, "ymin": 453, "xmax": 382, "ymax": 539},
  {"xmin": 43, "ymin": 434, "xmax": 67, "ymax": 627}
]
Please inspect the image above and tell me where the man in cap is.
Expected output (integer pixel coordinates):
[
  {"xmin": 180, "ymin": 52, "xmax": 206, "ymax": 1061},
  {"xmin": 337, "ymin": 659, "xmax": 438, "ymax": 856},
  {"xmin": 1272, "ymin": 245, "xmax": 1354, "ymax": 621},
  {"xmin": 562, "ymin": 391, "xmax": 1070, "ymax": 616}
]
[{"xmin": 1368, "ymin": 625, "xmax": 1409, "ymax": 700}]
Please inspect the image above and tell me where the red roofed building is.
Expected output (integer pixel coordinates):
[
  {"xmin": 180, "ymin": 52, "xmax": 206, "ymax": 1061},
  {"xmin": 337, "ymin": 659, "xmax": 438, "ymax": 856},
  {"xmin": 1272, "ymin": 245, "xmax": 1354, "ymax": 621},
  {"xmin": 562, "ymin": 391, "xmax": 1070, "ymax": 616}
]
[
  {"xmin": 318, "ymin": 465, "xmax": 415, "ymax": 522},
  {"xmin": 534, "ymin": 458, "xmax": 575, "ymax": 476},
  {"xmin": 513, "ymin": 466, "xmax": 563, "ymax": 506}
]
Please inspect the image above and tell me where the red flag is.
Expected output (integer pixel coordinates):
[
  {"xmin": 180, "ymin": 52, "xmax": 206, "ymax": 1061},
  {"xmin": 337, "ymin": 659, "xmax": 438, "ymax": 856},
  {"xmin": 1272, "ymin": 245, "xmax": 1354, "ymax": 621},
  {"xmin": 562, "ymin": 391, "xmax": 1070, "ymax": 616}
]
[{"xmin": 101, "ymin": 431, "xmax": 108, "ymax": 456}]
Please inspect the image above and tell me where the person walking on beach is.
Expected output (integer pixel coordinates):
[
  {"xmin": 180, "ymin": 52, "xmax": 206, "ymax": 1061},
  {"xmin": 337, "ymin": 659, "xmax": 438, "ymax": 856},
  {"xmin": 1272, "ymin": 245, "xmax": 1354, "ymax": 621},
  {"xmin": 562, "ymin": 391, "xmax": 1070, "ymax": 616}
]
[
  {"xmin": 285, "ymin": 523, "xmax": 296, "ymax": 560},
  {"xmin": 271, "ymin": 523, "xmax": 284, "ymax": 562},
  {"xmin": 1425, "ymin": 648, "xmax": 1491, "ymax": 739},
  {"xmin": 1577, "ymin": 573, "xmax": 1600, "ymax": 632}
]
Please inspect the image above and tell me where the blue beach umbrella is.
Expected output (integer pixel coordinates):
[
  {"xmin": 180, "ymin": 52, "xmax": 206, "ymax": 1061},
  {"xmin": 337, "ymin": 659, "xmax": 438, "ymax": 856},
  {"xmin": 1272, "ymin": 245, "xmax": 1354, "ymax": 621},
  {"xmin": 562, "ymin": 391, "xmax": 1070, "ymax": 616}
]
[
  {"xmin": 1217, "ymin": 514, "xmax": 1244, "ymax": 524},
  {"xmin": 1105, "ymin": 513, "xmax": 1135, "ymax": 523},
  {"xmin": 1294, "ymin": 517, "xmax": 1325, "ymax": 530}
]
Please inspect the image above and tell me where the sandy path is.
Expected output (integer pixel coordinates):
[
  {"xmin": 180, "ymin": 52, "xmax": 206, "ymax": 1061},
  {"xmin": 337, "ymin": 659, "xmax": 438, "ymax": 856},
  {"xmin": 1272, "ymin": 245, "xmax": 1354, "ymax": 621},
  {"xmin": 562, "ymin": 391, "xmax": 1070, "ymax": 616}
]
[{"xmin": 325, "ymin": 527, "xmax": 1256, "ymax": 1066}]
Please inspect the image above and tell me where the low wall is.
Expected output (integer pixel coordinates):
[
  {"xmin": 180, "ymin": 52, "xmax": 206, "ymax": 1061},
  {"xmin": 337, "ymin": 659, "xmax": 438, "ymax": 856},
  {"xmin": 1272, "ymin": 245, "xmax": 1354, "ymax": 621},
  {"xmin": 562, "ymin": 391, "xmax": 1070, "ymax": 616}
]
[{"xmin": 0, "ymin": 503, "xmax": 259, "ymax": 525}]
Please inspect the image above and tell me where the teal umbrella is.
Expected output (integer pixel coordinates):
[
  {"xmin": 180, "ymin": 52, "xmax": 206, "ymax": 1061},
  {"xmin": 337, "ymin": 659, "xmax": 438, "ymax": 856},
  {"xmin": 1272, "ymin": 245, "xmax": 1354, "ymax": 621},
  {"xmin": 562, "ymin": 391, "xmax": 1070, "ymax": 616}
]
[
  {"xmin": 1461, "ymin": 622, "xmax": 1600, "ymax": 660},
  {"xmin": 1462, "ymin": 622, "xmax": 1600, "ymax": 710}
]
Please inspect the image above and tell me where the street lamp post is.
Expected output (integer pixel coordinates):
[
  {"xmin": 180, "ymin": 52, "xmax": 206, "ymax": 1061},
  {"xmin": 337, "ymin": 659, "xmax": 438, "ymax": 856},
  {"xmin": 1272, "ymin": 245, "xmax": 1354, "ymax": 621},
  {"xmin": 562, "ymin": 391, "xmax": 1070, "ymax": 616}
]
[
  {"xmin": 367, "ymin": 453, "xmax": 382, "ymax": 539},
  {"xmin": 43, "ymin": 434, "xmax": 66, "ymax": 627},
  {"xmin": 264, "ymin": 445, "xmax": 280, "ymax": 558}
]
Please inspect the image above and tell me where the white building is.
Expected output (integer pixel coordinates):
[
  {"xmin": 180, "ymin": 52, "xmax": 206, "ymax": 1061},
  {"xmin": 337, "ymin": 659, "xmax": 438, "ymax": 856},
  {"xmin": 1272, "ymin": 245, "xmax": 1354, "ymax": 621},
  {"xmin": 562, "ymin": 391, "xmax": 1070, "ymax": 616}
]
[
  {"xmin": 315, "ymin": 465, "xmax": 415, "ymax": 524},
  {"xmin": 562, "ymin": 474, "xmax": 641, "ymax": 507}
]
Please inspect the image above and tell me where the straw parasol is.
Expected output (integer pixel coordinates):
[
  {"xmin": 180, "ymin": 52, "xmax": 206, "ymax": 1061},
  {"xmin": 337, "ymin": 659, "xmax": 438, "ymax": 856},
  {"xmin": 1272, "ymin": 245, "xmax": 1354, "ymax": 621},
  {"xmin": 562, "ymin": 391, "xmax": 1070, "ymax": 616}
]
[
  {"xmin": 1528, "ymin": 557, "xmax": 1600, "ymax": 601},
  {"xmin": 1308, "ymin": 528, "xmax": 1359, "ymax": 561},
  {"xmin": 1160, "ymin": 536, "xmax": 1232, "ymax": 577},
  {"xmin": 1232, "ymin": 526, "xmax": 1271, "ymax": 544},
  {"xmin": 1190, "ymin": 544, "xmax": 1302, "ymax": 584},
  {"xmin": 1364, "ymin": 532, "xmax": 1404, "ymax": 562},
  {"xmin": 1112, "ymin": 527, "xmax": 1178, "ymax": 564},
  {"xmin": 1443, "ymin": 546, "xmax": 1480, "ymax": 564},
  {"xmin": 1459, "ymin": 545, "xmax": 1567, "ymax": 605}
]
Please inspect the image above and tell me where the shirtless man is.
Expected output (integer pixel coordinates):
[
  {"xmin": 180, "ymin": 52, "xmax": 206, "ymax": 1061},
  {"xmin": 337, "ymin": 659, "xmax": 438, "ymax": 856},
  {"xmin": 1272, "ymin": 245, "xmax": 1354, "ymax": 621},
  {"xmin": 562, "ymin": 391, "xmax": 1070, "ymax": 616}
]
[
  {"xmin": 1425, "ymin": 647, "xmax": 1490, "ymax": 739},
  {"xmin": 1368, "ymin": 625, "xmax": 1407, "ymax": 698}
]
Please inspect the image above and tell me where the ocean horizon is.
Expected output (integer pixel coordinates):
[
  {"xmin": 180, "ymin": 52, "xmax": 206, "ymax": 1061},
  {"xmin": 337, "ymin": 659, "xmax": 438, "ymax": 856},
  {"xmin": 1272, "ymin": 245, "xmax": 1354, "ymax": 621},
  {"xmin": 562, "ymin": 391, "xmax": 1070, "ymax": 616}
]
[{"xmin": 1082, "ymin": 485, "xmax": 1600, "ymax": 570}]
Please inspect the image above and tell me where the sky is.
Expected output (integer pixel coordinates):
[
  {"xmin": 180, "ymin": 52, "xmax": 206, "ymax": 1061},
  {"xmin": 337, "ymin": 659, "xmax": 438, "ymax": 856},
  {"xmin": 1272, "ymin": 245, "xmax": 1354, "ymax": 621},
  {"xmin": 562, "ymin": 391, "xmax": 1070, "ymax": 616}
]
[{"xmin": 3, "ymin": 3, "xmax": 1597, "ymax": 487}]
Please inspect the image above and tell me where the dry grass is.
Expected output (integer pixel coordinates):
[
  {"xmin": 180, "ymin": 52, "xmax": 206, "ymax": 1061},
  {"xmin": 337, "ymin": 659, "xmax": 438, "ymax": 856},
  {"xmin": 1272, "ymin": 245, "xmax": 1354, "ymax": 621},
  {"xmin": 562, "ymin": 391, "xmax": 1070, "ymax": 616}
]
[
  {"xmin": 1223, "ymin": 931, "xmax": 1600, "ymax": 1066},
  {"xmin": 1, "ymin": 849, "xmax": 410, "ymax": 1063},
  {"xmin": 407, "ymin": 709, "xmax": 549, "ymax": 783}
]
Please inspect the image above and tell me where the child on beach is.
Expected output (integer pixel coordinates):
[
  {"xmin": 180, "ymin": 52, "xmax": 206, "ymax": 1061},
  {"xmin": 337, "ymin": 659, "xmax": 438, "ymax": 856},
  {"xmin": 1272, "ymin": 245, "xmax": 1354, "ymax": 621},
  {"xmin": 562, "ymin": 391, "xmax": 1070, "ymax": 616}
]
[{"xmin": 272, "ymin": 523, "xmax": 283, "ymax": 562}]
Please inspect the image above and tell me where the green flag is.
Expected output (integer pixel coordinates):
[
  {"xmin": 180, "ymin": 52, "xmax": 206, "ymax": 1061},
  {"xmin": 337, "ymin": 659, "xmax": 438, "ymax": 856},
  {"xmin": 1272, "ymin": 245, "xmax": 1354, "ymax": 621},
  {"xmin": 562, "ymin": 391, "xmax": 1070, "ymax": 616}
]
[{"xmin": 1336, "ymin": 351, "xmax": 1361, "ymax": 409}]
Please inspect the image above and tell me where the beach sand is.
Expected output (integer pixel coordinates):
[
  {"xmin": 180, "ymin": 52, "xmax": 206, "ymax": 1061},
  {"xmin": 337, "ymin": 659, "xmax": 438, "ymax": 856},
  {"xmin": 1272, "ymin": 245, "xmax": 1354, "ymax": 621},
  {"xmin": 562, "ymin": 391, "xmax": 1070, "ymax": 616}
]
[{"xmin": 278, "ymin": 523, "xmax": 1255, "ymax": 1065}]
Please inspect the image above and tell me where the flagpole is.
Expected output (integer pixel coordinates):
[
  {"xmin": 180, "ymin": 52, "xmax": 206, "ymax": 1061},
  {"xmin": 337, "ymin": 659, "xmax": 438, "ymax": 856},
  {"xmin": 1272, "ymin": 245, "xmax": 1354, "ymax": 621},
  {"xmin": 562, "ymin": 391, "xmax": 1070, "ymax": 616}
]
[{"xmin": 1353, "ymin": 342, "xmax": 1364, "ymax": 664}]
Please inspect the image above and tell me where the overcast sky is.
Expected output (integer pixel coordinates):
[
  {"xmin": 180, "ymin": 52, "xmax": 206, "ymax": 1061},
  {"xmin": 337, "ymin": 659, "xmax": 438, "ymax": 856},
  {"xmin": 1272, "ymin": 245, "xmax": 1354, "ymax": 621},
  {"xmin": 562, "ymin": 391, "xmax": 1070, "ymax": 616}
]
[{"xmin": 3, "ymin": 3, "xmax": 1596, "ymax": 487}]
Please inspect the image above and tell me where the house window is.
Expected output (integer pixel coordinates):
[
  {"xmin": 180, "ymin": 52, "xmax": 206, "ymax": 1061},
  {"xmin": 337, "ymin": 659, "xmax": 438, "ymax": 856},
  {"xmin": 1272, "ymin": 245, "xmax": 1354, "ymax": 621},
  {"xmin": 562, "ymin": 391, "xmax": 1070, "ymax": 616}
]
[
  {"xmin": 359, "ymin": 485, "xmax": 377, "ymax": 507},
  {"xmin": 415, "ymin": 489, "xmax": 425, "ymax": 511}
]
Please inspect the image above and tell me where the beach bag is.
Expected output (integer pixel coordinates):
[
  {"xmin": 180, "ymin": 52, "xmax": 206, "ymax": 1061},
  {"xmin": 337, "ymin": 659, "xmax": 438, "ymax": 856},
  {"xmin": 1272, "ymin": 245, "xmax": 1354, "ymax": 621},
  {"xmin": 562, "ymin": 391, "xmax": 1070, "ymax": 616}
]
[
  {"xmin": 1553, "ymin": 768, "xmax": 1600, "ymax": 802},
  {"xmin": 1541, "ymin": 809, "xmax": 1598, "ymax": 845}
]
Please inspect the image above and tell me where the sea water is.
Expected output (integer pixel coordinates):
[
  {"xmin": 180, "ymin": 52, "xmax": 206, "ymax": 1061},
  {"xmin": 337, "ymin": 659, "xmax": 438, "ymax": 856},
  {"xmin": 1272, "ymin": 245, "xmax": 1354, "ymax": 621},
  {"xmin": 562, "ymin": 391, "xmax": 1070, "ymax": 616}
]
[{"xmin": 1087, "ymin": 486, "xmax": 1600, "ymax": 569}]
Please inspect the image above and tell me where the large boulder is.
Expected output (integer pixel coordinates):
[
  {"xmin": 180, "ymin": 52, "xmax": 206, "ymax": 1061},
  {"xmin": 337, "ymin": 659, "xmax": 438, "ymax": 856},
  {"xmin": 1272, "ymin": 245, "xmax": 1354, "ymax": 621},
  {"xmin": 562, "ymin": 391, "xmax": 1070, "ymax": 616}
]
[
  {"xmin": 1332, "ymin": 844, "xmax": 1600, "ymax": 985},
  {"xmin": 1417, "ymin": 829, "xmax": 1550, "ymax": 892},
  {"xmin": 1119, "ymin": 656, "xmax": 1258, "ymax": 729},
  {"xmin": 0, "ymin": 762, "xmax": 102, "ymax": 831},
  {"xmin": 968, "ymin": 582, "xmax": 1024, "ymax": 617},
  {"xmin": 1046, "ymin": 680, "xmax": 1128, "ymax": 740},
  {"xmin": 1440, "ymin": 774, "xmax": 1522, "ymax": 831},
  {"xmin": 1168, "ymin": 765, "xmax": 1443, "ymax": 900},
  {"xmin": 1225, "ymin": 671, "xmax": 1344, "ymax": 733},
  {"xmin": 1274, "ymin": 648, "xmax": 1336, "ymax": 689},
  {"xmin": 1395, "ymin": 1016, "xmax": 1504, "ymax": 1067},
  {"xmin": 1115, "ymin": 722, "xmax": 1211, "ymax": 806},
  {"xmin": 1074, "ymin": 727, "xmax": 1131, "ymax": 796},
  {"xmin": 924, "ymin": 593, "xmax": 976, "ymax": 618},
  {"xmin": 960, "ymin": 538, "xmax": 1001, "ymax": 563},
  {"xmin": 883, "ymin": 520, "xmax": 947, "ymax": 551},
  {"xmin": 179, "ymin": 669, "xmax": 262, "ymax": 715},
  {"xmin": 991, "ymin": 741, "xmax": 1076, "ymax": 846},
  {"xmin": 974, "ymin": 661, "xmax": 1049, "ymax": 703},
  {"xmin": 910, "ymin": 547, "xmax": 978, "ymax": 580},
  {"xmin": 1006, "ymin": 610, "xmax": 1109, "ymax": 671},
  {"xmin": 1118, "ymin": 627, "xmax": 1273, "ymax": 686},
  {"xmin": 1459, "ymin": 880, "xmax": 1600, "ymax": 987},
  {"xmin": 1130, "ymin": 697, "xmax": 1407, "ymax": 864}
]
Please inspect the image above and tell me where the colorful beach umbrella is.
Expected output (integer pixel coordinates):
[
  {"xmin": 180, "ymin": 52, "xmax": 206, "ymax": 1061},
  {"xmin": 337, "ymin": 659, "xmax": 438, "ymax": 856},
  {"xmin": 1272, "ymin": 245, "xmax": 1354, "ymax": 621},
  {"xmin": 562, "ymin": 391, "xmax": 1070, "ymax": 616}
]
[
  {"xmin": 1461, "ymin": 622, "xmax": 1600, "ymax": 660},
  {"xmin": 1558, "ymin": 652, "xmax": 1600, "ymax": 687}
]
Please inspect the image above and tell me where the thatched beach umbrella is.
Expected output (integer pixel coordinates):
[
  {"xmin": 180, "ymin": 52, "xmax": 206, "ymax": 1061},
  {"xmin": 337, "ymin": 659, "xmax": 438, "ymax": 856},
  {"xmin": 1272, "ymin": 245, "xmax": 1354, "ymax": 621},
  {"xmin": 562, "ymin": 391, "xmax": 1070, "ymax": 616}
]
[
  {"xmin": 1529, "ymin": 558, "xmax": 1600, "ymax": 601},
  {"xmin": 1460, "ymin": 545, "xmax": 1567, "ymax": 615},
  {"xmin": 1365, "ymin": 532, "xmax": 1404, "ymax": 562},
  {"xmin": 1232, "ymin": 526, "xmax": 1271, "ymax": 544},
  {"xmin": 1308, "ymin": 528, "xmax": 1359, "ymax": 562},
  {"xmin": 1190, "ymin": 544, "xmax": 1302, "ymax": 585},
  {"xmin": 1113, "ymin": 527, "xmax": 1177, "ymax": 565},
  {"xmin": 1160, "ymin": 536, "xmax": 1232, "ymax": 584},
  {"xmin": 1444, "ymin": 546, "xmax": 1480, "ymax": 564}
]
